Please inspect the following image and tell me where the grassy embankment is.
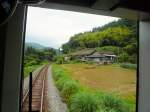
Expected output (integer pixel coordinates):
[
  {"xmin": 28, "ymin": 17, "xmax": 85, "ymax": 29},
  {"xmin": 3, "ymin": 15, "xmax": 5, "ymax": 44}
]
[
  {"xmin": 24, "ymin": 61, "xmax": 48, "ymax": 78},
  {"xmin": 52, "ymin": 63, "xmax": 136, "ymax": 112}
]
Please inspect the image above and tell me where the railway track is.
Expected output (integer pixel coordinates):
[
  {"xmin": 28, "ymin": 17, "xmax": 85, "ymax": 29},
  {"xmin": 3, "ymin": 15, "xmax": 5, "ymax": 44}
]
[{"xmin": 22, "ymin": 65, "xmax": 49, "ymax": 112}]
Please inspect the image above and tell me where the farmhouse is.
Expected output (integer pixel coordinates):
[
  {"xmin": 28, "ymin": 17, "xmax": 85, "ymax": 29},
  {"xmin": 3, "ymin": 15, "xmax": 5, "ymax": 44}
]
[
  {"xmin": 68, "ymin": 49, "xmax": 117, "ymax": 64},
  {"xmin": 85, "ymin": 51, "xmax": 117, "ymax": 64}
]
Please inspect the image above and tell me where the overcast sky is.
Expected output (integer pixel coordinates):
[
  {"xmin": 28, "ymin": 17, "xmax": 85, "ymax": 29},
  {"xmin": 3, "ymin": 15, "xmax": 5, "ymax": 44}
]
[{"xmin": 25, "ymin": 6, "xmax": 119, "ymax": 49}]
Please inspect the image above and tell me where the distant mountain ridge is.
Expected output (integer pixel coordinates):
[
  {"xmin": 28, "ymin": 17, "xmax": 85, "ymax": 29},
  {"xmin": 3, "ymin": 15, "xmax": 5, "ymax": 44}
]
[{"xmin": 25, "ymin": 42, "xmax": 45, "ymax": 49}]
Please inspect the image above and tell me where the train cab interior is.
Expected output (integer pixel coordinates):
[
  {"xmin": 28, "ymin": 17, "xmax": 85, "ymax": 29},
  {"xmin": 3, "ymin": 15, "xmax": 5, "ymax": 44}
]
[{"xmin": 1, "ymin": 0, "xmax": 150, "ymax": 112}]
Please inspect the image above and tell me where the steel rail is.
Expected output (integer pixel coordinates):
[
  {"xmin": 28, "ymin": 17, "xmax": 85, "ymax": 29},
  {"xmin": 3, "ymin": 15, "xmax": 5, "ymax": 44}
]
[
  {"xmin": 22, "ymin": 64, "xmax": 48, "ymax": 112},
  {"xmin": 22, "ymin": 65, "xmax": 45, "ymax": 103},
  {"xmin": 40, "ymin": 66, "xmax": 47, "ymax": 112}
]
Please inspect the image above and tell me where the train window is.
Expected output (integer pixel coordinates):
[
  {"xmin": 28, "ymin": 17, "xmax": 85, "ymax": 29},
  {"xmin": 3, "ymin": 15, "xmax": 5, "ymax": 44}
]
[{"xmin": 21, "ymin": 6, "xmax": 138, "ymax": 112}]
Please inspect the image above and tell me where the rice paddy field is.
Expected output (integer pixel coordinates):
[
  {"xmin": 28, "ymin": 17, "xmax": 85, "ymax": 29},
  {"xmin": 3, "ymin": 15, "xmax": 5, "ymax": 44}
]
[{"xmin": 60, "ymin": 63, "xmax": 137, "ymax": 103}]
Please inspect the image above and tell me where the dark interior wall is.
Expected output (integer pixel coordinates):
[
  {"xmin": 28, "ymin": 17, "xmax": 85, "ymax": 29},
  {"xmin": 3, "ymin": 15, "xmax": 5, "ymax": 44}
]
[
  {"xmin": 47, "ymin": 0, "xmax": 150, "ymax": 13},
  {"xmin": 0, "ymin": 24, "xmax": 7, "ymax": 111},
  {"xmin": 45, "ymin": 0, "xmax": 97, "ymax": 7},
  {"xmin": 0, "ymin": 5, "xmax": 27, "ymax": 112},
  {"xmin": 119, "ymin": 0, "xmax": 150, "ymax": 13}
]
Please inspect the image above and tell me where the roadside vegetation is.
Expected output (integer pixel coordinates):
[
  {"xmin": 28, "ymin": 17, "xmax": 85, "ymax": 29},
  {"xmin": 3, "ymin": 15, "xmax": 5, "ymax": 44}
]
[{"xmin": 52, "ymin": 64, "xmax": 135, "ymax": 112}]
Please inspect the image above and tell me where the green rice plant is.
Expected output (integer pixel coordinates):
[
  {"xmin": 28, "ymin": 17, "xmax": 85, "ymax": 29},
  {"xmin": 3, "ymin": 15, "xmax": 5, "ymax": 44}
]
[
  {"xmin": 55, "ymin": 76, "xmax": 69, "ymax": 91},
  {"xmin": 69, "ymin": 92, "xmax": 99, "ymax": 112},
  {"xmin": 60, "ymin": 80, "xmax": 79, "ymax": 103},
  {"xmin": 52, "ymin": 64, "xmax": 68, "ymax": 81},
  {"xmin": 96, "ymin": 108, "xmax": 116, "ymax": 112},
  {"xmin": 99, "ymin": 94, "xmax": 128, "ymax": 112},
  {"xmin": 52, "ymin": 69, "xmax": 64, "ymax": 81}
]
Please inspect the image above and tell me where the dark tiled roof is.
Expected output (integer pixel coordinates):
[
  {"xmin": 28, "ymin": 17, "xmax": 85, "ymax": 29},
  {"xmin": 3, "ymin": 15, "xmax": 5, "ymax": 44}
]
[
  {"xmin": 70, "ymin": 49, "xmax": 95, "ymax": 56},
  {"xmin": 86, "ymin": 51, "xmax": 116, "ymax": 58}
]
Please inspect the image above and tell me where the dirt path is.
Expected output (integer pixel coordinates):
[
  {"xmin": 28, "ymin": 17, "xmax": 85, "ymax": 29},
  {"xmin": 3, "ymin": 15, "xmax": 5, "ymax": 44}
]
[{"xmin": 46, "ymin": 65, "xmax": 68, "ymax": 112}]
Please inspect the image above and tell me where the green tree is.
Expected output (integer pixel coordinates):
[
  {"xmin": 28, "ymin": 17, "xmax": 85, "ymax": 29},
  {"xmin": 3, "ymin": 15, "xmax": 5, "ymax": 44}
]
[{"xmin": 119, "ymin": 52, "xmax": 129, "ymax": 63}]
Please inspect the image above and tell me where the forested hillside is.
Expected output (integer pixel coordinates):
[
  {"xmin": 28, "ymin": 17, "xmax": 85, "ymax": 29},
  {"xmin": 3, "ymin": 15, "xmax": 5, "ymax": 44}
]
[
  {"xmin": 25, "ymin": 42, "xmax": 45, "ymax": 50},
  {"xmin": 62, "ymin": 19, "xmax": 137, "ymax": 63}
]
